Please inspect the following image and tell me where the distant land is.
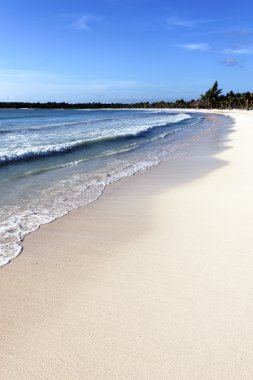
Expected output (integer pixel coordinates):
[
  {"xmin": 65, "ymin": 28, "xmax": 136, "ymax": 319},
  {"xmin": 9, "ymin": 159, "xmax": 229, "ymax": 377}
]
[{"xmin": 1, "ymin": 82, "xmax": 252, "ymax": 110}]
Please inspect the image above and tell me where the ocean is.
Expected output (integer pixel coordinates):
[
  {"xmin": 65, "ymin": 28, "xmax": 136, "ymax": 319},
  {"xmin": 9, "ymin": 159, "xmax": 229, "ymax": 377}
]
[{"xmin": 0, "ymin": 108, "xmax": 211, "ymax": 266}]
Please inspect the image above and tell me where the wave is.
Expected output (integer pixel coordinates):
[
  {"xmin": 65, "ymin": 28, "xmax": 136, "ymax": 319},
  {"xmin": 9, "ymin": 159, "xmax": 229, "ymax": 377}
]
[
  {"xmin": 0, "ymin": 117, "xmax": 117, "ymax": 135},
  {"xmin": 0, "ymin": 113, "xmax": 190, "ymax": 135},
  {"xmin": 3, "ymin": 144, "xmax": 139, "ymax": 184},
  {"xmin": 0, "ymin": 114, "xmax": 192, "ymax": 166}
]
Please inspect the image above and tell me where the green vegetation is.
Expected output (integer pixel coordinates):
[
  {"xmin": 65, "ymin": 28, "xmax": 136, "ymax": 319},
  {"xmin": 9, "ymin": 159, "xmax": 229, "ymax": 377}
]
[
  {"xmin": 199, "ymin": 82, "xmax": 253, "ymax": 109},
  {"xmin": 0, "ymin": 82, "xmax": 252, "ymax": 109},
  {"xmin": 200, "ymin": 81, "xmax": 222, "ymax": 108}
]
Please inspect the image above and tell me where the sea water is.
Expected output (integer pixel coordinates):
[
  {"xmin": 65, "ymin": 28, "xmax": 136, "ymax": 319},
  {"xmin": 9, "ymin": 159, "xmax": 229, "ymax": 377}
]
[{"xmin": 0, "ymin": 108, "xmax": 210, "ymax": 266}]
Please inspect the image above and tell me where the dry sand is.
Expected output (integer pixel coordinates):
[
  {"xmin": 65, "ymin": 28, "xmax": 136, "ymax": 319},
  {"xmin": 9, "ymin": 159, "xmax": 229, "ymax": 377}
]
[{"xmin": 1, "ymin": 110, "xmax": 253, "ymax": 379}]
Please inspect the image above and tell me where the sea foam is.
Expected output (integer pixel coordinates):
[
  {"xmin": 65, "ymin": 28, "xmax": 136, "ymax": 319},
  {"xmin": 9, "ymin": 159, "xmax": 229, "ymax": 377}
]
[{"xmin": 0, "ymin": 109, "xmax": 203, "ymax": 266}]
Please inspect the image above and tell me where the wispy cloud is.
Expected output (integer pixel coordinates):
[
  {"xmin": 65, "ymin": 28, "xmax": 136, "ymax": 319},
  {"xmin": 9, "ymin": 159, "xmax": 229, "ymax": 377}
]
[
  {"xmin": 0, "ymin": 69, "xmax": 138, "ymax": 90},
  {"xmin": 221, "ymin": 58, "xmax": 243, "ymax": 67},
  {"xmin": 0, "ymin": 69, "xmax": 140, "ymax": 102},
  {"xmin": 167, "ymin": 17, "xmax": 215, "ymax": 28},
  {"xmin": 71, "ymin": 15, "xmax": 95, "ymax": 31},
  {"xmin": 224, "ymin": 28, "xmax": 253, "ymax": 39},
  {"xmin": 0, "ymin": 68, "xmax": 56, "ymax": 82},
  {"xmin": 223, "ymin": 47, "xmax": 253, "ymax": 55},
  {"xmin": 80, "ymin": 80, "xmax": 139, "ymax": 91},
  {"xmin": 179, "ymin": 43, "xmax": 210, "ymax": 51}
]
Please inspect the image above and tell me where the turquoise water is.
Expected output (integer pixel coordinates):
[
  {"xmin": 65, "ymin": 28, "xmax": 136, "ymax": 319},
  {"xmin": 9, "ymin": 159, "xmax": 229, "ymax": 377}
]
[{"xmin": 0, "ymin": 108, "xmax": 205, "ymax": 266}]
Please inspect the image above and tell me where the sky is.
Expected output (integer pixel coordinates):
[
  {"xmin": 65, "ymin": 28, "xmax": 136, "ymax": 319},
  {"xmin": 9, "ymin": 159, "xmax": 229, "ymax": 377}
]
[{"xmin": 0, "ymin": 0, "xmax": 253, "ymax": 102}]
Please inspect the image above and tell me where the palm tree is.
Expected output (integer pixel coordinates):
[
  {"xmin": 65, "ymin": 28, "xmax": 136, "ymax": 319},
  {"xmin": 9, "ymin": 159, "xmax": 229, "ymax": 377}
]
[
  {"xmin": 226, "ymin": 91, "xmax": 236, "ymax": 109},
  {"xmin": 235, "ymin": 93, "xmax": 243, "ymax": 109},
  {"xmin": 200, "ymin": 81, "xmax": 222, "ymax": 108},
  {"xmin": 243, "ymin": 92, "xmax": 251, "ymax": 109}
]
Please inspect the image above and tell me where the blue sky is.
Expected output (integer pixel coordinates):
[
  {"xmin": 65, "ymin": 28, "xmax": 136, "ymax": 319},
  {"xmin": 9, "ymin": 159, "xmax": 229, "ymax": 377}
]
[{"xmin": 0, "ymin": 0, "xmax": 253, "ymax": 102}]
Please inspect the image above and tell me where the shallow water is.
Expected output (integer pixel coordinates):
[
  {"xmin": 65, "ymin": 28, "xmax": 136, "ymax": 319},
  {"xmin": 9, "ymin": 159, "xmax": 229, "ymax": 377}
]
[{"xmin": 0, "ymin": 108, "xmax": 221, "ymax": 266}]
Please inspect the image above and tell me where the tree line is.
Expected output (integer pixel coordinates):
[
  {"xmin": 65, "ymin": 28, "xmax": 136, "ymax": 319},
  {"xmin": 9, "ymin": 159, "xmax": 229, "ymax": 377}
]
[
  {"xmin": 198, "ymin": 81, "xmax": 253, "ymax": 110},
  {"xmin": 0, "ymin": 82, "xmax": 251, "ymax": 109}
]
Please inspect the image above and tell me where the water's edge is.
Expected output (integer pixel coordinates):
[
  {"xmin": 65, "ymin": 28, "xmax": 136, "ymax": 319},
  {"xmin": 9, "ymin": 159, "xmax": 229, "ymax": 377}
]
[{"xmin": 1, "ymin": 111, "xmax": 231, "ymax": 268}]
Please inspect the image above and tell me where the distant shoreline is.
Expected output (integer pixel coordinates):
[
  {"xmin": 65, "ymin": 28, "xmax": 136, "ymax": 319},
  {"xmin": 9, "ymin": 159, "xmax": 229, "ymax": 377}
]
[
  {"xmin": 0, "ymin": 102, "xmax": 252, "ymax": 111},
  {"xmin": 0, "ymin": 102, "xmax": 195, "ymax": 110},
  {"xmin": 1, "ymin": 81, "xmax": 252, "ymax": 110}
]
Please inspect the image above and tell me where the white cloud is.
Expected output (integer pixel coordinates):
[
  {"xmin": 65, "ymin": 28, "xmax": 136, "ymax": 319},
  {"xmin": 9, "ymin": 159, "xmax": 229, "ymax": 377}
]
[
  {"xmin": 223, "ymin": 47, "xmax": 253, "ymax": 55},
  {"xmin": 221, "ymin": 58, "xmax": 242, "ymax": 67},
  {"xmin": 71, "ymin": 15, "xmax": 94, "ymax": 31},
  {"xmin": 0, "ymin": 70, "xmax": 140, "ymax": 102},
  {"xmin": 0, "ymin": 68, "xmax": 56, "ymax": 82},
  {"xmin": 167, "ymin": 17, "xmax": 214, "ymax": 28},
  {"xmin": 84, "ymin": 80, "xmax": 139, "ymax": 90},
  {"xmin": 0, "ymin": 69, "xmax": 138, "ymax": 89},
  {"xmin": 167, "ymin": 17, "xmax": 198, "ymax": 27},
  {"xmin": 179, "ymin": 43, "xmax": 210, "ymax": 51}
]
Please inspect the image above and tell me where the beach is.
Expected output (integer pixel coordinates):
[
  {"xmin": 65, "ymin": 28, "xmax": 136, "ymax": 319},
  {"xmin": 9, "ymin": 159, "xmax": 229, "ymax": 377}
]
[{"xmin": 1, "ymin": 110, "xmax": 253, "ymax": 379}]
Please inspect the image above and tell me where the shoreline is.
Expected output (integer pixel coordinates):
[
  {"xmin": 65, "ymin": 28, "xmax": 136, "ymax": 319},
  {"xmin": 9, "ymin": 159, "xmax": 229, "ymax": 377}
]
[
  {"xmin": 0, "ymin": 110, "xmax": 223, "ymax": 268},
  {"xmin": 2, "ymin": 110, "xmax": 253, "ymax": 378}
]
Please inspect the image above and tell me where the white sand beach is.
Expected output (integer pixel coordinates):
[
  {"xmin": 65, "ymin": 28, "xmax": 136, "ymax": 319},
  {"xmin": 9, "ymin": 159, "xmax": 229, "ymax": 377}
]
[{"xmin": 1, "ymin": 110, "xmax": 253, "ymax": 379}]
